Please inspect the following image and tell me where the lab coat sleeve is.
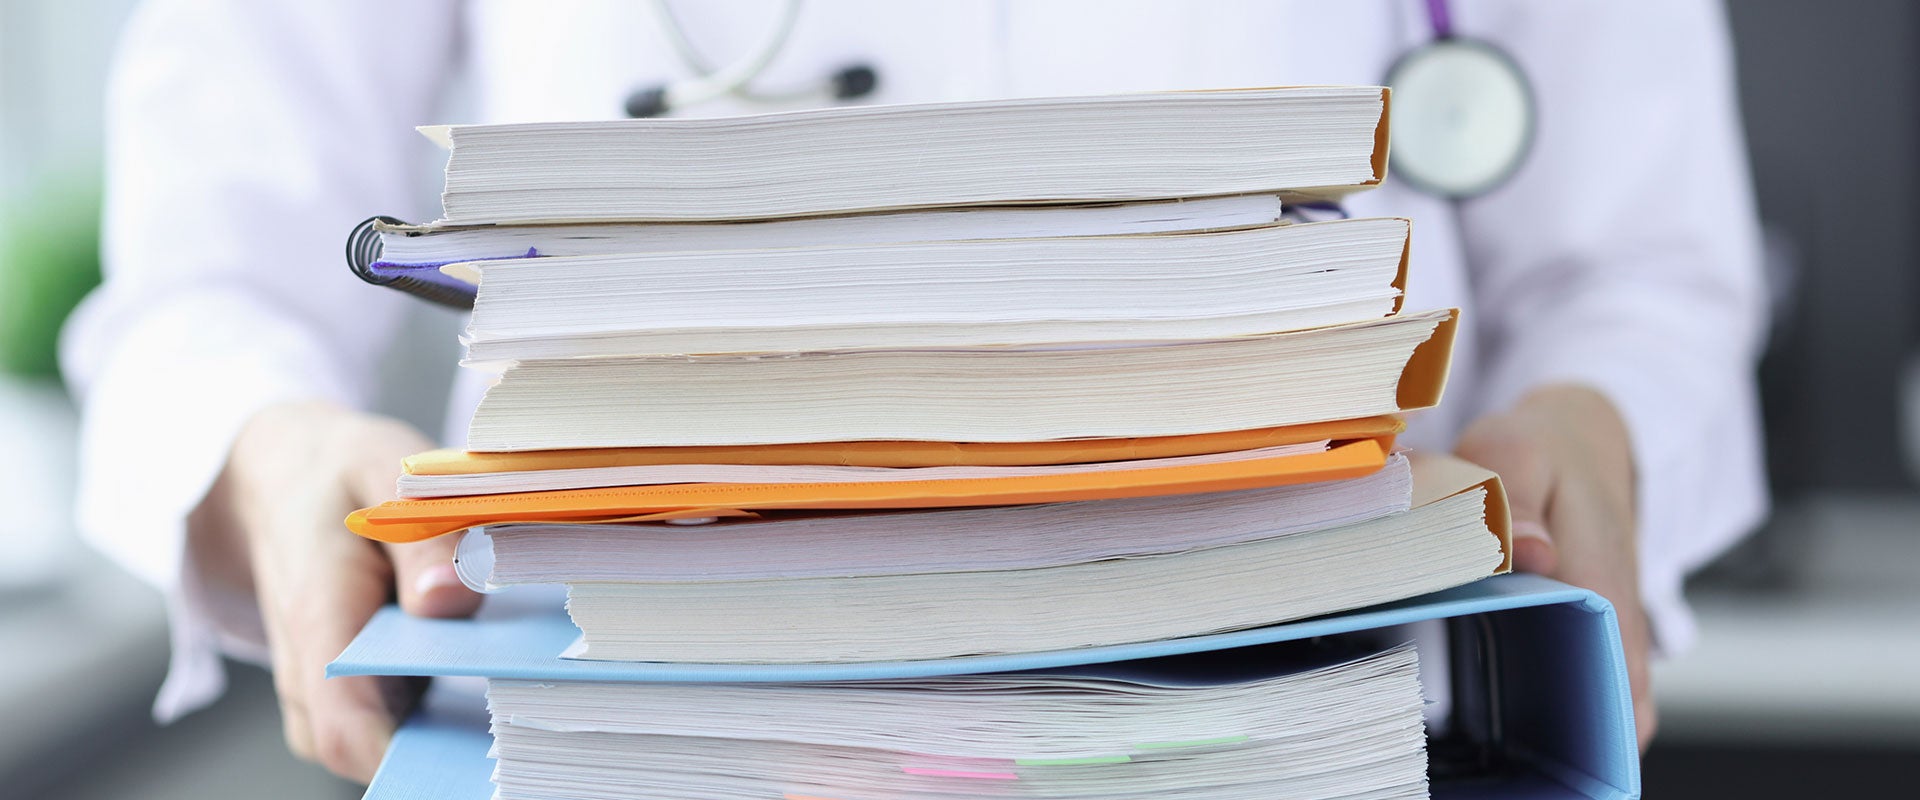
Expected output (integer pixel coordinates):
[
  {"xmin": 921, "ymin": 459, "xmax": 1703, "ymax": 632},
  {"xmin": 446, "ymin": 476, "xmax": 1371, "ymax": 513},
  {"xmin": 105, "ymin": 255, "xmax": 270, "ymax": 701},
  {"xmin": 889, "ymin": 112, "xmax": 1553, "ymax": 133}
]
[
  {"xmin": 1454, "ymin": 0, "xmax": 1769, "ymax": 652},
  {"xmin": 59, "ymin": 0, "xmax": 460, "ymax": 720}
]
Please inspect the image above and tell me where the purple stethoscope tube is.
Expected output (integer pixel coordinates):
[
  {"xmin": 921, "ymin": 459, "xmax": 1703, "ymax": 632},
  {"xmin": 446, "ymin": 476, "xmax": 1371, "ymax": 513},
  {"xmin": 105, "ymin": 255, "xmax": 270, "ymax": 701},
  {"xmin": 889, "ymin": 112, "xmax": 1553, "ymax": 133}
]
[{"xmin": 1426, "ymin": 0, "xmax": 1456, "ymax": 40}]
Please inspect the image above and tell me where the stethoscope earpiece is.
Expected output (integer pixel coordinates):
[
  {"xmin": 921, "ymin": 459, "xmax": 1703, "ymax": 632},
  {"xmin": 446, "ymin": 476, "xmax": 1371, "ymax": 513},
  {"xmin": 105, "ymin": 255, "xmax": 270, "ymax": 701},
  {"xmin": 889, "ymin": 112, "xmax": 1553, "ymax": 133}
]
[
  {"xmin": 624, "ymin": 86, "xmax": 670, "ymax": 119},
  {"xmin": 831, "ymin": 64, "xmax": 879, "ymax": 101},
  {"xmin": 627, "ymin": 0, "xmax": 879, "ymax": 118}
]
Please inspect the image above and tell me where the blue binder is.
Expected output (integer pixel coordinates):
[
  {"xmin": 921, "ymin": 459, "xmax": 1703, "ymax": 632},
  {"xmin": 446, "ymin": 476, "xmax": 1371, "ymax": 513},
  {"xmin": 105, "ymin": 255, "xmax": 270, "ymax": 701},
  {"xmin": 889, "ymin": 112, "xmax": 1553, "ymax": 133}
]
[{"xmin": 337, "ymin": 573, "xmax": 1639, "ymax": 800}]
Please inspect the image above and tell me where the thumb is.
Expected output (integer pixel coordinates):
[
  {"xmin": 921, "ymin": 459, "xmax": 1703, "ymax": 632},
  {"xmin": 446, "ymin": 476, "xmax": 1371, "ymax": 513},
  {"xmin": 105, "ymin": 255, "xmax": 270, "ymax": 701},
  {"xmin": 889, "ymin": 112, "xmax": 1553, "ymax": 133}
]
[
  {"xmin": 339, "ymin": 420, "xmax": 483, "ymax": 620},
  {"xmin": 1453, "ymin": 417, "xmax": 1558, "ymax": 574},
  {"xmin": 385, "ymin": 534, "xmax": 485, "ymax": 618}
]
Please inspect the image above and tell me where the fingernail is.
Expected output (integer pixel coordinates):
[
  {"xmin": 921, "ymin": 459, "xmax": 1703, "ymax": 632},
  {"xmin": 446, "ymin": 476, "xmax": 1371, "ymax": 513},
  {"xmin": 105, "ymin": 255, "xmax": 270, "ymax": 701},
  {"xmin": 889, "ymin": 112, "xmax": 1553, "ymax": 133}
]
[
  {"xmin": 414, "ymin": 563, "xmax": 462, "ymax": 597},
  {"xmin": 1512, "ymin": 520, "xmax": 1550, "ymax": 543}
]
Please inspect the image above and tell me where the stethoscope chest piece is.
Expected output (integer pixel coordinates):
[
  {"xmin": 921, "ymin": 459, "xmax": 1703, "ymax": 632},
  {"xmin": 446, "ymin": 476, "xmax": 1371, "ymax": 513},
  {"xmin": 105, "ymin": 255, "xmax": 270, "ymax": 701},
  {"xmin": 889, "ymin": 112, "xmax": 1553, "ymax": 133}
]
[{"xmin": 1385, "ymin": 38, "xmax": 1534, "ymax": 199}]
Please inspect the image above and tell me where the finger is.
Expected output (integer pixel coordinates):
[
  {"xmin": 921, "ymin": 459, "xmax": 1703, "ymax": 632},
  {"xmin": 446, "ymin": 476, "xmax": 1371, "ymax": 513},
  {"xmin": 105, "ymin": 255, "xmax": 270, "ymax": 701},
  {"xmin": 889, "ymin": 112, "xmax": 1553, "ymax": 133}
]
[
  {"xmin": 247, "ymin": 515, "xmax": 317, "ymax": 764},
  {"xmin": 1633, "ymin": 639, "xmax": 1659, "ymax": 752},
  {"xmin": 268, "ymin": 628, "xmax": 315, "ymax": 762},
  {"xmin": 384, "ymin": 535, "xmax": 485, "ymax": 619},
  {"xmin": 310, "ymin": 675, "xmax": 410, "ymax": 783},
  {"xmin": 1453, "ymin": 416, "xmax": 1558, "ymax": 574},
  {"xmin": 1637, "ymin": 706, "xmax": 1659, "ymax": 753},
  {"xmin": 292, "ymin": 525, "xmax": 406, "ymax": 783},
  {"xmin": 1540, "ymin": 475, "xmax": 1656, "ymax": 751},
  {"xmin": 1613, "ymin": 600, "xmax": 1658, "ymax": 752}
]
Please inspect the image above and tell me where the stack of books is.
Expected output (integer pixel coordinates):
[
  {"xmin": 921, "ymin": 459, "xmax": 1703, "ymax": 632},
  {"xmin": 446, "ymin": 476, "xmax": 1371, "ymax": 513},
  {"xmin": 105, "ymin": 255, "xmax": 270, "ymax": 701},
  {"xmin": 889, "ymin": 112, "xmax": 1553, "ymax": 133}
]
[{"xmin": 339, "ymin": 88, "xmax": 1640, "ymax": 800}]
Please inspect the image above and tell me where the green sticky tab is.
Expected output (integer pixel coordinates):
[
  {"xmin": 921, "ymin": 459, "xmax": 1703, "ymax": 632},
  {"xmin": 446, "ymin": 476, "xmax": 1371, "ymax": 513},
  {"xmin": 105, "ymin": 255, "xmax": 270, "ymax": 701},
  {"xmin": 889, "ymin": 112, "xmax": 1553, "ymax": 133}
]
[
  {"xmin": 1134, "ymin": 735, "xmax": 1250, "ymax": 750},
  {"xmin": 1013, "ymin": 755, "xmax": 1133, "ymax": 766}
]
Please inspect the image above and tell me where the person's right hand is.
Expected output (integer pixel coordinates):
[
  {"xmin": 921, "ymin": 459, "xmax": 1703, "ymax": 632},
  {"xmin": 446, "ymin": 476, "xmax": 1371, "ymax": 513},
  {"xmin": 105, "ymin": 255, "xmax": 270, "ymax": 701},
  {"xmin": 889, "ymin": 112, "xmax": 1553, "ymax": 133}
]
[
  {"xmin": 1452, "ymin": 384, "xmax": 1657, "ymax": 751},
  {"xmin": 196, "ymin": 401, "xmax": 481, "ymax": 782}
]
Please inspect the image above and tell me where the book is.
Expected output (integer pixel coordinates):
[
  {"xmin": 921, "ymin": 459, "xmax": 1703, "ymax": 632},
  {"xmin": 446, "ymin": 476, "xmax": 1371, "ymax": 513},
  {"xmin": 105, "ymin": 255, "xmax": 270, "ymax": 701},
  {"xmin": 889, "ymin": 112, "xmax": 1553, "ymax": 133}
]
[
  {"xmin": 454, "ymin": 217, "xmax": 1411, "ymax": 361},
  {"xmin": 355, "ymin": 195, "xmax": 1293, "ymax": 311},
  {"xmin": 555, "ymin": 453, "xmax": 1508, "ymax": 663},
  {"xmin": 342, "ymin": 575, "xmax": 1643, "ymax": 800},
  {"xmin": 373, "ymin": 194, "xmax": 1287, "ymax": 267},
  {"xmin": 421, "ymin": 88, "xmax": 1389, "ymax": 224},
  {"xmin": 454, "ymin": 451, "xmax": 1413, "ymax": 586},
  {"xmin": 464, "ymin": 308, "xmax": 1456, "ymax": 451}
]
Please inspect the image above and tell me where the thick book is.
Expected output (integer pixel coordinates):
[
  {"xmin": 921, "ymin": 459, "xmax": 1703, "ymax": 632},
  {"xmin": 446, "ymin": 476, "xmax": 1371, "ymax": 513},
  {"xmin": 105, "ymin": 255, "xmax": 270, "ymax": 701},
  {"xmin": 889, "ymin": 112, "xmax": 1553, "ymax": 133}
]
[
  {"xmin": 421, "ymin": 88, "xmax": 1389, "ymax": 224},
  {"xmin": 453, "ymin": 451, "xmax": 1415, "ymax": 585},
  {"xmin": 373, "ymin": 194, "xmax": 1287, "ymax": 267},
  {"xmin": 341, "ymin": 575, "xmax": 1642, "ymax": 800},
  {"xmin": 556, "ymin": 453, "xmax": 1509, "ymax": 663},
  {"xmin": 454, "ymin": 218, "xmax": 1411, "ymax": 361},
  {"xmin": 353, "ymin": 194, "xmax": 1292, "ymax": 312},
  {"xmin": 463, "ymin": 308, "xmax": 1457, "ymax": 451}
]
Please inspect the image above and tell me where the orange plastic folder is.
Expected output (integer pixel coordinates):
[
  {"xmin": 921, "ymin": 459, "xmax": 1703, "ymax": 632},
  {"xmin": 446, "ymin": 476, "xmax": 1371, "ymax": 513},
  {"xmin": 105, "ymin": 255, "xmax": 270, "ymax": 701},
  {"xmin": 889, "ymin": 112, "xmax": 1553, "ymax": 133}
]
[
  {"xmin": 402, "ymin": 416, "xmax": 1405, "ymax": 474},
  {"xmin": 349, "ymin": 437, "xmax": 1390, "ymax": 543}
]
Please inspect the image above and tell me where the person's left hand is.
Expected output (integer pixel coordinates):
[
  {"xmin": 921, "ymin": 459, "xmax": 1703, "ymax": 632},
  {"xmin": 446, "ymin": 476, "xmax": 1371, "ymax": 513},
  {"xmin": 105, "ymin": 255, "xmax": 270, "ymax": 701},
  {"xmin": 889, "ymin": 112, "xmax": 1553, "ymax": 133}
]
[{"xmin": 1452, "ymin": 383, "xmax": 1657, "ymax": 752}]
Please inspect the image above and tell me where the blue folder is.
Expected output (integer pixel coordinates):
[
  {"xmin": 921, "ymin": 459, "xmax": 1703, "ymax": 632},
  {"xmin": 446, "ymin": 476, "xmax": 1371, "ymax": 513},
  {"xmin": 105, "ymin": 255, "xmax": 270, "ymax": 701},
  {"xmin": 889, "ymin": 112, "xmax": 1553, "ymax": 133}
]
[{"xmin": 339, "ymin": 573, "xmax": 1639, "ymax": 800}]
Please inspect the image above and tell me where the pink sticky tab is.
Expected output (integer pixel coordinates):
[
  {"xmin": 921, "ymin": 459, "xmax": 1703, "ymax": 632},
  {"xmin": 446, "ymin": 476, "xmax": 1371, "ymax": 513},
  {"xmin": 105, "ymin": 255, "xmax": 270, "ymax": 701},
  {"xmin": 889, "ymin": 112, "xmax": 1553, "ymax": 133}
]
[{"xmin": 901, "ymin": 767, "xmax": 1020, "ymax": 780}]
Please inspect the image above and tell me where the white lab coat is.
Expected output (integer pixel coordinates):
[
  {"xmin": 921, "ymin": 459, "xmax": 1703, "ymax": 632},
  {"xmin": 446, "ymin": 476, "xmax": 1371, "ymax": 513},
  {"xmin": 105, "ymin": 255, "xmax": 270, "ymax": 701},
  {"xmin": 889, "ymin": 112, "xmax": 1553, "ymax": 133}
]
[{"xmin": 63, "ymin": 0, "xmax": 1768, "ymax": 721}]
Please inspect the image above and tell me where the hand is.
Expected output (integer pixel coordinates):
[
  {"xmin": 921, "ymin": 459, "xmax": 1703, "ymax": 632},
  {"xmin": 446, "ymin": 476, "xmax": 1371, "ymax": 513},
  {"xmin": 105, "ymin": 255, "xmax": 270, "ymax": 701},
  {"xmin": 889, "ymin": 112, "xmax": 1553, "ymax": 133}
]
[
  {"xmin": 1452, "ymin": 384, "xmax": 1657, "ymax": 752},
  {"xmin": 194, "ymin": 402, "xmax": 482, "ymax": 782}
]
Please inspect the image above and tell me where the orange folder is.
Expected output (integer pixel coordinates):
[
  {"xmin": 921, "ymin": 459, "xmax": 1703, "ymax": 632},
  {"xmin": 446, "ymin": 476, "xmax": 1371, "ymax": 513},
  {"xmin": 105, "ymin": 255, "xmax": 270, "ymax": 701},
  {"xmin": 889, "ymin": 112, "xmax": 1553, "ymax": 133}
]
[
  {"xmin": 404, "ymin": 415, "xmax": 1406, "ymax": 474},
  {"xmin": 350, "ymin": 437, "xmax": 1392, "ymax": 543}
]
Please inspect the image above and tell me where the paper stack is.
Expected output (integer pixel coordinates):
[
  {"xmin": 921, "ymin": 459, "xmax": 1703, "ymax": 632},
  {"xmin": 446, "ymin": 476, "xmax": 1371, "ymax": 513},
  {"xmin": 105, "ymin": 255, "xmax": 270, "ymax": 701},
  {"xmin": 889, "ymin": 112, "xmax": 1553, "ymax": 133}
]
[
  {"xmin": 484, "ymin": 642, "xmax": 1430, "ymax": 800},
  {"xmin": 345, "ymin": 87, "xmax": 1516, "ymax": 800}
]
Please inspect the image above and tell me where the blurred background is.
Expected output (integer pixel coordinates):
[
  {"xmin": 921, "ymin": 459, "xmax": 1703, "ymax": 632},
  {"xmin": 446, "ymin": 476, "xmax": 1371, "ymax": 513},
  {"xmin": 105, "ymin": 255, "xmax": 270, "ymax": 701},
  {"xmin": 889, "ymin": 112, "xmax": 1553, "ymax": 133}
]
[{"xmin": 2, "ymin": 1, "xmax": 1917, "ymax": 797}]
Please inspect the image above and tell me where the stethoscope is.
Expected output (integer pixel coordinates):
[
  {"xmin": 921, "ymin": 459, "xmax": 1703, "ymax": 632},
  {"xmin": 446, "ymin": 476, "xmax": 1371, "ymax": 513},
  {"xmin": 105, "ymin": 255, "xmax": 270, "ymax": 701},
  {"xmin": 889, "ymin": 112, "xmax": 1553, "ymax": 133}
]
[{"xmin": 624, "ymin": 0, "xmax": 1533, "ymax": 200}]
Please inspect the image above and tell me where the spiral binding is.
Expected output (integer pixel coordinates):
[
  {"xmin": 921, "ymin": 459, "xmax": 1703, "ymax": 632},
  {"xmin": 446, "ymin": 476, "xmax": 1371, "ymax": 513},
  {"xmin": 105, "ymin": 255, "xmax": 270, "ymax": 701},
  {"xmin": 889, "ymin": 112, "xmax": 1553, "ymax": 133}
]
[{"xmin": 345, "ymin": 215, "xmax": 478, "ymax": 310}]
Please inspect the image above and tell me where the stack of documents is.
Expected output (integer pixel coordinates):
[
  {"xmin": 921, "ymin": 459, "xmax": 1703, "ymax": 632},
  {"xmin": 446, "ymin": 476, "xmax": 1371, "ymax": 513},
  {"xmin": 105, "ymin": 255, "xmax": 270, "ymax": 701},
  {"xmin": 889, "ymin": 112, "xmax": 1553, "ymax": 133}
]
[
  {"xmin": 484, "ymin": 642, "xmax": 1429, "ymax": 800},
  {"xmin": 344, "ymin": 86, "xmax": 1521, "ymax": 799}
]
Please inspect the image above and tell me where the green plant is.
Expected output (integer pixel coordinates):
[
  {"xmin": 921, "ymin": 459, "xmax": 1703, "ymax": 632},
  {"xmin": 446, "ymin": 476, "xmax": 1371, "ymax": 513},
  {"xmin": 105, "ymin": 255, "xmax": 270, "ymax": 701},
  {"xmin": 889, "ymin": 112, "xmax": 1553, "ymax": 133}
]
[{"xmin": 0, "ymin": 176, "xmax": 102, "ymax": 378}]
